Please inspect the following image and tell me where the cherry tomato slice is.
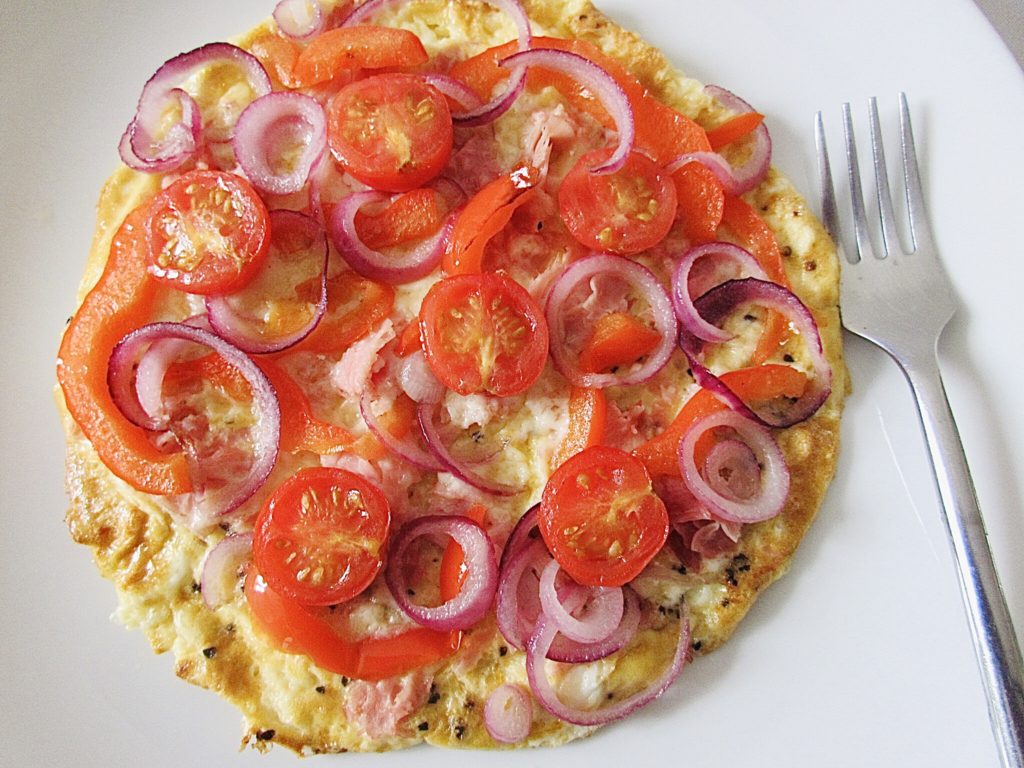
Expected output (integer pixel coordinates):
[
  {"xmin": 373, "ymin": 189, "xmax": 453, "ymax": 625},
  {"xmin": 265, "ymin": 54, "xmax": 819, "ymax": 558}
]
[
  {"xmin": 558, "ymin": 149, "xmax": 677, "ymax": 255},
  {"xmin": 144, "ymin": 170, "xmax": 270, "ymax": 295},
  {"xmin": 254, "ymin": 467, "xmax": 391, "ymax": 606},
  {"xmin": 539, "ymin": 446, "xmax": 669, "ymax": 587},
  {"xmin": 418, "ymin": 272, "xmax": 549, "ymax": 397},
  {"xmin": 327, "ymin": 73, "xmax": 453, "ymax": 193}
]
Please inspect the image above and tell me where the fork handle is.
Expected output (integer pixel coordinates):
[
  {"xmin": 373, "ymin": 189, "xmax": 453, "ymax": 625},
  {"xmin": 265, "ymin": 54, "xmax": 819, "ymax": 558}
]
[{"xmin": 904, "ymin": 354, "xmax": 1024, "ymax": 767}]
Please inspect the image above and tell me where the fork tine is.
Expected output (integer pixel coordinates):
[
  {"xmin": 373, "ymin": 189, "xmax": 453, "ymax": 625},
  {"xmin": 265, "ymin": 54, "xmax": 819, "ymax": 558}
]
[
  {"xmin": 868, "ymin": 97, "xmax": 900, "ymax": 257},
  {"xmin": 842, "ymin": 103, "xmax": 875, "ymax": 262},
  {"xmin": 899, "ymin": 93, "xmax": 932, "ymax": 252},
  {"xmin": 814, "ymin": 111, "xmax": 843, "ymax": 252}
]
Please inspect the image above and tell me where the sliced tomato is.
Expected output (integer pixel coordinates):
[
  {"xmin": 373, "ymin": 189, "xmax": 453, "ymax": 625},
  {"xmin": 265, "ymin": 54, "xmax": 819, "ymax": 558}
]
[
  {"xmin": 56, "ymin": 205, "xmax": 192, "ymax": 495},
  {"xmin": 253, "ymin": 467, "xmax": 391, "ymax": 606},
  {"xmin": 287, "ymin": 272, "xmax": 394, "ymax": 355},
  {"xmin": 633, "ymin": 364, "xmax": 808, "ymax": 477},
  {"xmin": 144, "ymin": 170, "xmax": 270, "ymax": 295},
  {"xmin": 552, "ymin": 387, "xmax": 607, "ymax": 469},
  {"xmin": 448, "ymin": 36, "xmax": 710, "ymax": 164},
  {"xmin": 327, "ymin": 73, "xmax": 453, "ymax": 193},
  {"xmin": 355, "ymin": 188, "xmax": 446, "ymax": 250},
  {"xmin": 559, "ymin": 149, "xmax": 677, "ymax": 255},
  {"xmin": 539, "ymin": 446, "xmax": 669, "ymax": 587},
  {"xmin": 443, "ymin": 166, "xmax": 540, "ymax": 275},
  {"xmin": 292, "ymin": 26, "xmax": 429, "ymax": 87},
  {"xmin": 672, "ymin": 162, "xmax": 725, "ymax": 244},
  {"xmin": 418, "ymin": 272, "xmax": 549, "ymax": 397},
  {"xmin": 577, "ymin": 311, "xmax": 663, "ymax": 374},
  {"xmin": 245, "ymin": 568, "xmax": 459, "ymax": 681},
  {"xmin": 396, "ymin": 321, "xmax": 423, "ymax": 357}
]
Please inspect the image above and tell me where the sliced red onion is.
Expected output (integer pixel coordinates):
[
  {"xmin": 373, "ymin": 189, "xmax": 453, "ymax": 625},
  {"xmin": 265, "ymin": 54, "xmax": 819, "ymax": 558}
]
[
  {"xmin": 499, "ymin": 49, "xmax": 633, "ymax": 174},
  {"xmin": 499, "ymin": 504, "xmax": 540, "ymax": 573},
  {"xmin": 233, "ymin": 92, "xmax": 326, "ymax": 196},
  {"xmin": 538, "ymin": 560, "xmax": 623, "ymax": 644},
  {"xmin": 397, "ymin": 350, "xmax": 445, "ymax": 404},
  {"xmin": 682, "ymin": 277, "xmax": 832, "ymax": 427},
  {"xmin": 484, "ymin": 683, "xmax": 533, "ymax": 744},
  {"xmin": 546, "ymin": 586, "xmax": 642, "ymax": 664},
  {"xmin": 206, "ymin": 210, "xmax": 328, "ymax": 354},
  {"xmin": 122, "ymin": 43, "xmax": 271, "ymax": 173},
  {"xmin": 546, "ymin": 254, "xmax": 677, "ymax": 388},
  {"xmin": 200, "ymin": 532, "xmax": 254, "ymax": 609},
  {"xmin": 671, "ymin": 242, "xmax": 768, "ymax": 344},
  {"xmin": 418, "ymin": 403, "xmax": 524, "ymax": 496},
  {"xmin": 108, "ymin": 322, "xmax": 280, "ymax": 520},
  {"xmin": 359, "ymin": 388, "xmax": 444, "ymax": 471},
  {"xmin": 704, "ymin": 438, "xmax": 760, "ymax": 501},
  {"xmin": 329, "ymin": 191, "xmax": 452, "ymax": 284},
  {"xmin": 678, "ymin": 408, "xmax": 789, "ymax": 525},
  {"xmin": 421, "ymin": 74, "xmax": 484, "ymax": 112},
  {"xmin": 526, "ymin": 606, "xmax": 690, "ymax": 726},
  {"xmin": 273, "ymin": 0, "xmax": 325, "ymax": 41},
  {"xmin": 704, "ymin": 84, "xmax": 758, "ymax": 117},
  {"xmin": 385, "ymin": 514, "xmax": 498, "ymax": 630},
  {"xmin": 496, "ymin": 539, "xmax": 550, "ymax": 651},
  {"xmin": 344, "ymin": 0, "xmax": 533, "ymax": 128}
]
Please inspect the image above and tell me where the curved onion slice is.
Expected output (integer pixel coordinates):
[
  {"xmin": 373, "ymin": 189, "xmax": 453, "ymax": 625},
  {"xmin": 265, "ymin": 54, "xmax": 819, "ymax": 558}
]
[
  {"xmin": 359, "ymin": 388, "xmax": 444, "ymax": 471},
  {"xmin": 108, "ymin": 322, "xmax": 281, "ymax": 520},
  {"xmin": 499, "ymin": 504, "xmax": 540, "ymax": 573},
  {"xmin": 526, "ymin": 606, "xmax": 690, "ymax": 726},
  {"xmin": 329, "ymin": 190, "xmax": 452, "ymax": 284},
  {"xmin": 273, "ymin": 0, "xmax": 325, "ymax": 41},
  {"xmin": 484, "ymin": 684, "xmax": 533, "ymax": 743},
  {"xmin": 397, "ymin": 350, "xmax": 445, "ymax": 404},
  {"xmin": 704, "ymin": 438, "xmax": 761, "ymax": 501},
  {"xmin": 421, "ymin": 74, "xmax": 485, "ymax": 111},
  {"xmin": 546, "ymin": 253, "xmax": 677, "ymax": 389},
  {"xmin": 683, "ymin": 277, "xmax": 832, "ymax": 426},
  {"xmin": 385, "ymin": 514, "xmax": 498, "ymax": 630},
  {"xmin": 671, "ymin": 242, "xmax": 768, "ymax": 343},
  {"xmin": 417, "ymin": 403, "xmax": 524, "ymax": 496},
  {"xmin": 496, "ymin": 538, "xmax": 550, "ymax": 651},
  {"xmin": 678, "ymin": 408, "xmax": 789, "ymax": 524},
  {"xmin": 121, "ymin": 43, "xmax": 271, "ymax": 173},
  {"xmin": 538, "ymin": 560, "xmax": 624, "ymax": 644},
  {"xmin": 499, "ymin": 48, "xmax": 633, "ymax": 174},
  {"xmin": 665, "ymin": 85, "xmax": 771, "ymax": 196},
  {"xmin": 233, "ymin": 92, "xmax": 327, "ymax": 195},
  {"xmin": 200, "ymin": 532, "xmax": 254, "ymax": 609},
  {"xmin": 206, "ymin": 210, "xmax": 329, "ymax": 354},
  {"xmin": 546, "ymin": 586, "xmax": 642, "ymax": 664}
]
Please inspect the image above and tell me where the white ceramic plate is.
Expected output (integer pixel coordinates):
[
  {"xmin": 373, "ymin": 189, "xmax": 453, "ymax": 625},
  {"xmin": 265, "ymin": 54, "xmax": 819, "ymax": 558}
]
[{"xmin": 2, "ymin": 1, "xmax": 1022, "ymax": 766}]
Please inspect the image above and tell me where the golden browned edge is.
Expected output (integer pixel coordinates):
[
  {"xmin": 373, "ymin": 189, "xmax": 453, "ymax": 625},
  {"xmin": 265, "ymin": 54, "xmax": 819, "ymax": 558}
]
[{"xmin": 58, "ymin": 0, "xmax": 847, "ymax": 754}]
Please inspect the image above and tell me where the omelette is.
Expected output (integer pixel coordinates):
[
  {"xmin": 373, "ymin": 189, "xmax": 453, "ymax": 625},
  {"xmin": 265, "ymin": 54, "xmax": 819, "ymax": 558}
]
[{"xmin": 57, "ymin": 0, "xmax": 846, "ymax": 753}]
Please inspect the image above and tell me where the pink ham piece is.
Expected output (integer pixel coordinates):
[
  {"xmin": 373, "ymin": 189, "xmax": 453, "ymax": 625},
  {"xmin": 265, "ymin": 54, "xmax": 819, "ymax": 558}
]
[
  {"xmin": 329, "ymin": 319, "xmax": 395, "ymax": 399},
  {"xmin": 343, "ymin": 671, "xmax": 432, "ymax": 739}
]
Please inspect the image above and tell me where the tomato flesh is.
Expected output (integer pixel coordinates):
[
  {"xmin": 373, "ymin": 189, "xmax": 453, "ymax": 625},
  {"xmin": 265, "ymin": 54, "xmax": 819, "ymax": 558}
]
[
  {"xmin": 254, "ymin": 467, "xmax": 391, "ymax": 606},
  {"xmin": 144, "ymin": 170, "xmax": 270, "ymax": 295},
  {"xmin": 327, "ymin": 73, "xmax": 453, "ymax": 193},
  {"xmin": 559, "ymin": 149, "xmax": 677, "ymax": 255},
  {"xmin": 419, "ymin": 272, "xmax": 549, "ymax": 397},
  {"xmin": 539, "ymin": 446, "xmax": 669, "ymax": 587}
]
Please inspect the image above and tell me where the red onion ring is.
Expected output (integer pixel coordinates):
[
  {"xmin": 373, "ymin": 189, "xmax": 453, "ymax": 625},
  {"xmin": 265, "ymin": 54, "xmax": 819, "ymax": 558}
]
[
  {"xmin": 526, "ymin": 606, "xmax": 690, "ymax": 726},
  {"xmin": 233, "ymin": 92, "xmax": 327, "ymax": 196},
  {"xmin": 704, "ymin": 438, "xmax": 760, "ymax": 501},
  {"xmin": 665, "ymin": 85, "xmax": 771, "ymax": 196},
  {"xmin": 273, "ymin": 0, "xmax": 326, "ymax": 41},
  {"xmin": 358, "ymin": 388, "xmax": 444, "ymax": 471},
  {"xmin": 421, "ymin": 74, "xmax": 484, "ymax": 112},
  {"xmin": 496, "ymin": 539, "xmax": 550, "ymax": 651},
  {"xmin": 122, "ymin": 43, "xmax": 271, "ymax": 173},
  {"xmin": 328, "ymin": 190, "xmax": 453, "ymax": 285},
  {"xmin": 499, "ymin": 503, "xmax": 540, "ymax": 573},
  {"xmin": 385, "ymin": 514, "xmax": 498, "ymax": 631},
  {"xmin": 682, "ymin": 277, "xmax": 832, "ymax": 427},
  {"xmin": 484, "ymin": 683, "xmax": 533, "ymax": 744},
  {"xmin": 200, "ymin": 532, "xmax": 254, "ymax": 609},
  {"xmin": 538, "ymin": 560, "xmax": 624, "ymax": 644},
  {"xmin": 678, "ymin": 409, "xmax": 789, "ymax": 525},
  {"xmin": 206, "ymin": 210, "xmax": 329, "ymax": 354},
  {"xmin": 499, "ymin": 48, "xmax": 633, "ymax": 174},
  {"xmin": 546, "ymin": 253, "xmax": 678, "ymax": 389},
  {"xmin": 417, "ymin": 403, "xmax": 524, "ymax": 496},
  {"xmin": 108, "ymin": 322, "xmax": 281, "ymax": 520},
  {"xmin": 397, "ymin": 350, "xmax": 445, "ymax": 404},
  {"xmin": 671, "ymin": 242, "xmax": 768, "ymax": 344},
  {"xmin": 546, "ymin": 586, "xmax": 642, "ymax": 664}
]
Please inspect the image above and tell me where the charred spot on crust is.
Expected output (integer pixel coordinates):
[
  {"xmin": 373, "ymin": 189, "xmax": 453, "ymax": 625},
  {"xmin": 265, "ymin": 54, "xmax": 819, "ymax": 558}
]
[
  {"xmin": 257, "ymin": 729, "xmax": 276, "ymax": 741},
  {"xmin": 202, "ymin": 646, "xmax": 217, "ymax": 659}
]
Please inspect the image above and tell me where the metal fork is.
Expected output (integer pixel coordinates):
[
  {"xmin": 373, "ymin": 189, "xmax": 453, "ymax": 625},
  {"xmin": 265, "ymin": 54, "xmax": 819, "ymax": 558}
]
[{"xmin": 816, "ymin": 95, "xmax": 1024, "ymax": 767}]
